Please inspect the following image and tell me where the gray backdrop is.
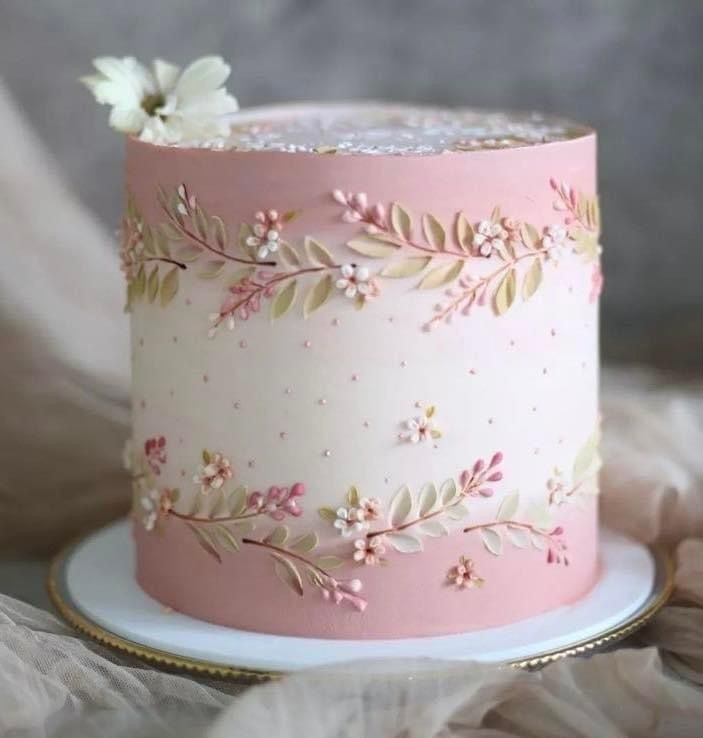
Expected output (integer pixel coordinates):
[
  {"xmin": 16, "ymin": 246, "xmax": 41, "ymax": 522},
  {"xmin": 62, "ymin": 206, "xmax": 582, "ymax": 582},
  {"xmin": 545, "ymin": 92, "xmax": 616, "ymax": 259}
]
[{"xmin": 2, "ymin": 0, "xmax": 702, "ymax": 367}]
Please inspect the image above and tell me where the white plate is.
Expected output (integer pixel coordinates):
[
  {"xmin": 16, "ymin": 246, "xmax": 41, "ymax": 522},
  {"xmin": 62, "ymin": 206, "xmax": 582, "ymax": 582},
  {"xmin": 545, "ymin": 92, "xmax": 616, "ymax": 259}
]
[{"xmin": 54, "ymin": 521, "xmax": 661, "ymax": 673}]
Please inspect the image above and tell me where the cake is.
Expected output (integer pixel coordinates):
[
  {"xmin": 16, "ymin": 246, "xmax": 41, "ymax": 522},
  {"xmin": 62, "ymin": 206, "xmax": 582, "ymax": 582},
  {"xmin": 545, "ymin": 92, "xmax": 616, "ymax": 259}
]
[{"xmin": 88, "ymin": 58, "xmax": 602, "ymax": 639}]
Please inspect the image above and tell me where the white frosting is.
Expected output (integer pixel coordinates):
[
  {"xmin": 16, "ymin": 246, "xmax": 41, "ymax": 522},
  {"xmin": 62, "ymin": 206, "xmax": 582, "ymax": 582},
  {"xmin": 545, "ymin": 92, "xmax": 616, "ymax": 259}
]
[{"xmin": 170, "ymin": 102, "xmax": 591, "ymax": 154}]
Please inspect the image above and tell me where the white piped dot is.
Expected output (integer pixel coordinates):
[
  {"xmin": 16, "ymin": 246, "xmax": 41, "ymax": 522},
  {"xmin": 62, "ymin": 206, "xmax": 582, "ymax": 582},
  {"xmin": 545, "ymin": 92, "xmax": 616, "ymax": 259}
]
[
  {"xmin": 284, "ymin": 387, "xmax": 292, "ymax": 395},
  {"xmin": 400, "ymin": 360, "xmax": 407, "ymax": 368},
  {"xmin": 351, "ymin": 373, "xmax": 359, "ymax": 382},
  {"xmin": 332, "ymin": 318, "xmax": 340, "ymax": 326},
  {"xmin": 279, "ymin": 431, "xmax": 287, "ymax": 440},
  {"xmin": 323, "ymin": 449, "xmax": 332, "ymax": 457},
  {"xmin": 318, "ymin": 398, "xmax": 327, "ymax": 405},
  {"xmin": 303, "ymin": 340, "xmax": 312, "ymax": 348},
  {"xmin": 239, "ymin": 340, "xmax": 248, "ymax": 349}
]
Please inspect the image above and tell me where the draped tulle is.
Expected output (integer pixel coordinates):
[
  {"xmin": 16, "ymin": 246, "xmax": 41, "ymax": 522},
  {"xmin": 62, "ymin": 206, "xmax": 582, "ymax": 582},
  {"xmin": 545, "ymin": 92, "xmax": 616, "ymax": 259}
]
[{"xmin": 0, "ymin": 79, "xmax": 702, "ymax": 737}]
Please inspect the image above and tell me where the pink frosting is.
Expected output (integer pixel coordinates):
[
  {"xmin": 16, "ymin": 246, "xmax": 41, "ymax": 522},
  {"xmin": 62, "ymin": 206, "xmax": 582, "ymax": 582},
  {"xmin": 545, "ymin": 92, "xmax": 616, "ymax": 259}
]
[
  {"xmin": 126, "ymin": 120, "xmax": 599, "ymax": 639},
  {"xmin": 134, "ymin": 502, "xmax": 597, "ymax": 638}
]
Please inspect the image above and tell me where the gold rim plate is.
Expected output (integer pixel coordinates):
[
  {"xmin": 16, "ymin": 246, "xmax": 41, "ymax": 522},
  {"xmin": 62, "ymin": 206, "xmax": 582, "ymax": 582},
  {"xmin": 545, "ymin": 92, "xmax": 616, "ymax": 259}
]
[{"xmin": 47, "ymin": 532, "xmax": 673, "ymax": 683}]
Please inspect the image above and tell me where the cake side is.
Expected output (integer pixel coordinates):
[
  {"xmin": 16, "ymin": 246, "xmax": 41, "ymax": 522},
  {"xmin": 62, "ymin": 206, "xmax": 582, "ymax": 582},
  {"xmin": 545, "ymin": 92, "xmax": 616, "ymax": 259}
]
[{"xmin": 124, "ymin": 117, "xmax": 601, "ymax": 638}]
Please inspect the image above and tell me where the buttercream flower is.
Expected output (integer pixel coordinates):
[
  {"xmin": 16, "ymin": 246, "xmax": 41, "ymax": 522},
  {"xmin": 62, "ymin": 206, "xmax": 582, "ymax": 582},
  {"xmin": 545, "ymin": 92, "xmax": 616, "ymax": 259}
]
[
  {"xmin": 547, "ymin": 468, "xmax": 567, "ymax": 505},
  {"xmin": 193, "ymin": 451, "xmax": 233, "ymax": 494},
  {"xmin": 501, "ymin": 217, "xmax": 522, "ymax": 247},
  {"xmin": 81, "ymin": 56, "xmax": 238, "ymax": 143},
  {"xmin": 119, "ymin": 213, "xmax": 144, "ymax": 281},
  {"xmin": 447, "ymin": 556, "xmax": 484, "ymax": 589},
  {"xmin": 542, "ymin": 224, "xmax": 568, "ymax": 260},
  {"xmin": 472, "ymin": 220, "xmax": 507, "ymax": 258},
  {"xmin": 336, "ymin": 264, "xmax": 375, "ymax": 299},
  {"xmin": 144, "ymin": 436, "xmax": 167, "ymax": 475},
  {"xmin": 590, "ymin": 263, "xmax": 604, "ymax": 303},
  {"xmin": 353, "ymin": 536, "xmax": 386, "ymax": 565},
  {"xmin": 401, "ymin": 406, "xmax": 441, "ymax": 444},
  {"xmin": 333, "ymin": 507, "xmax": 367, "ymax": 537},
  {"xmin": 319, "ymin": 575, "xmax": 367, "ymax": 611},
  {"xmin": 247, "ymin": 483, "xmax": 305, "ymax": 520},
  {"xmin": 358, "ymin": 497, "xmax": 382, "ymax": 522},
  {"xmin": 138, "ymin": 487, "xmax": 177, "ymax": 531},
  {"xmin": 246, "ymin": 210, "xmax": 283, "ymax": 261}
]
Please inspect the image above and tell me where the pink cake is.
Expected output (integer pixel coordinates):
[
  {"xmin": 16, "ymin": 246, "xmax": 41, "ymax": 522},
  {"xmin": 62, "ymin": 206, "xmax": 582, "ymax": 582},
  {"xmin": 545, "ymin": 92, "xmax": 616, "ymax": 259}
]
[{"xmin": 122, "ymin": 103, "xmax": 602, "ymax": 639}]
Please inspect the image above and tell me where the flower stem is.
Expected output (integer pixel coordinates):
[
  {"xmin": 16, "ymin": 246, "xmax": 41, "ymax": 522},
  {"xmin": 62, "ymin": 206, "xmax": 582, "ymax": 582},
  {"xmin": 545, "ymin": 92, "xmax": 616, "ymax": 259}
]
[
  {"xmin": 160, "ymin": 204, "xmax": 276, "ymax": 267},
  {"xmin": 241, "ymin": 537, "xmax": 330, "ymax": 577},
  {"xmin": 216, "ymin": 264, "xmax": 338, "ymax": 324},
  {"xmin": 143, "ymin": 256, "xmax": 187, "ymax": 270},
  {"xmin": 426, "ymin": 249, "xmax": 549, "ymax": 328},
  {"xmin": 462, "ymin": 520, "xmax": 552, "ymax": 543},
  {"xmin": 366, "ymin": 470, "xmax": 491, "ymax": 540},
  {"xmin": 169, "ymin": 509, "xmax": 261, "ymax": 524}
]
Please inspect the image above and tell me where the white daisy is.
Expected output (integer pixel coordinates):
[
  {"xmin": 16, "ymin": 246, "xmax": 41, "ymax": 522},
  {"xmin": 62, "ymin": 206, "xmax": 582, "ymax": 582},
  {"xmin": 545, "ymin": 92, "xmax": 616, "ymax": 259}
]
[{"xmin": 81, "ymin": 56, "xmax": 238, "ymax": 143}]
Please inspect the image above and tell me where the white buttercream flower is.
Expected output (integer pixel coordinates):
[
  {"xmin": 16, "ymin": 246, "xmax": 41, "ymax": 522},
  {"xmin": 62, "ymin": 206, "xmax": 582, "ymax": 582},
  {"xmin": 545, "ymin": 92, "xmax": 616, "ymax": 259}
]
[
  {"xmin": 336, "ymin": 264, "xmax": 373, "ymax": 299},
  {"xmin": 542, "ymin": 224, "xmax": 568, "ymax": 260},
  {"xmin": 139, "ymin": 489, "xmax": 160, "ymax": 531},
  {"xmin": 333, "ymin": 507, "xmax": 367, "ymax": 537},
  {"xmin": 81, "ymin": 56, "xmax": 238, "ymax": 143},
  {"xmin": 472, "ymin": 220, "xmax": 507, "ymax": 258},
  {"xmin": 402, "ymin": 415, "xmax": 434, "ymax": 443},
  {"xmin": 193, "ymin": 452, "xmax": 233, "ymax": 494}
]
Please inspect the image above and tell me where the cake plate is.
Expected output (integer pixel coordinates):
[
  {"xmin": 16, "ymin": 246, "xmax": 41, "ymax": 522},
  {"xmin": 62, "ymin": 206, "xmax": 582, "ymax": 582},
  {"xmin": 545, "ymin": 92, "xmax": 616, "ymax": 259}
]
[{"xmin": 48, "ymin": 520, "xmax": 672, "ymax": 683}]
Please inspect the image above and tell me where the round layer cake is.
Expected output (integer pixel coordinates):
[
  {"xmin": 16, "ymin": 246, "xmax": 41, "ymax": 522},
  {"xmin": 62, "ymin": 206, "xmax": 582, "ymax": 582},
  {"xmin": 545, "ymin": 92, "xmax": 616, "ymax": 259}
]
[{"xmin": 124, "ymin": 103, "xmax": 602, "ymax": 639}]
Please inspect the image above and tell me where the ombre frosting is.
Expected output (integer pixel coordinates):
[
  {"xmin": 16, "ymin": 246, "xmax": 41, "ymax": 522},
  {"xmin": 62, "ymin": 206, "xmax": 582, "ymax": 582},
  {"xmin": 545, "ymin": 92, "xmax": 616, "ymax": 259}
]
[{"xmin": 124, "ymin": 103, "xmax": 602, "ymax": 639}]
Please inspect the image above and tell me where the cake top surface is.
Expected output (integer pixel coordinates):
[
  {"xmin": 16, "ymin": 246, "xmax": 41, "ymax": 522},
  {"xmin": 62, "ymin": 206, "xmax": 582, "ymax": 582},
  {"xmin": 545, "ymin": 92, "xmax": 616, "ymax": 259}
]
[{"xmin": 179, "ymin": 103, "xmax": 592, "ymax": 155}]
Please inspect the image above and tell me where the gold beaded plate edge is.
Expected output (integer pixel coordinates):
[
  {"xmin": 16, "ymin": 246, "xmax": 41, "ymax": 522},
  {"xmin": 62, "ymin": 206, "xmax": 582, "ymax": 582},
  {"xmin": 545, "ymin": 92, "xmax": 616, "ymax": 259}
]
[{"xmin": 47, "ymin": 531, "xmax": 673, "ymax": 683}]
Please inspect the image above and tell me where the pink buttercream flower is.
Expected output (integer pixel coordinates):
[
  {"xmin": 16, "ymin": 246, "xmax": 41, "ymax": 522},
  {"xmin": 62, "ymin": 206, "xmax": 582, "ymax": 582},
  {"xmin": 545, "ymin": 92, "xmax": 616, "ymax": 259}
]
[
  {"xmin": 546, "ymin": 528, "xmax": 569, "ymax": 566},
  {"xmin": 501, "ymin": 217, "xmax": 522, "ymax": 247},
  {"xmin": 247, "ymin": 482, "xmax": 305, "ymax": 520},
  {"xmin": 447, "ymin": 556, "xmax": 484, "ymax": 589},
  {"xmin": 193, "ymin": 452, "xmax": 233, "ymax": 494},
  {"xmin": 331, "ymin": 190, "xmax": 387, "ymax": 231},
  {"xmin": 353, "ymin": 536, "xmax": 386, "ymax": 565},
  {"xmin": 119, "ymin": 215, "xmax": 144, "ymax": 281},
  {"xmin": 144, "ymin": 436, "xmax": 167, "ymax": 475},
  {"xmin": 246, "ymin": 210, "xmax": 283, "ymax": 261},
  {"xmin": 590, "ymin": 263, "xmax": 604, "ymax": 303},
  {"xmin": 319, "ymin": 575, "xmax": 367, "ymax": 611},
  {"xmin": 358, "ymin": 497, "xmax": 382, "ymax": 522},
  {"xmin": 459, "ymin": 451, "xmax": 503, "ymax": 497},
  {"xmin": 138, "ymin": 487, "xmax": 177, "ymax": 531},
  {"xmin": 547, "ymin": 468, "xmax": 567, "ymax": 505}
]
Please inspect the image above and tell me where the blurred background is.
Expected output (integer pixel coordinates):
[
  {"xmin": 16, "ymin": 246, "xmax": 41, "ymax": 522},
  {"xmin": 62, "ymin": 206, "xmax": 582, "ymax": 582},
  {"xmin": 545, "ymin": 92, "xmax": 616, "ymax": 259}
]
[{"xmin": 1, "ymin": 0, "xmax": 702, "ymax": 367}]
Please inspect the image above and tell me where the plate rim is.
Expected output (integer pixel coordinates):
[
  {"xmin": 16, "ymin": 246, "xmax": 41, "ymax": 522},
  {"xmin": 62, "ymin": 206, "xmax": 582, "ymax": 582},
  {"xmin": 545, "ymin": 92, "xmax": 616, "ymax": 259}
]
[{"xmin": 47, "ymin": 521, "xmax": 674, "ymax": 682}]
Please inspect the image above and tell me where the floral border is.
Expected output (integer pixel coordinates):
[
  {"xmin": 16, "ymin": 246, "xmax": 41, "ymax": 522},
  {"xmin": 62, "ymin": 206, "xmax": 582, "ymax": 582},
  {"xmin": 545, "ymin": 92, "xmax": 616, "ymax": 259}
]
[
  {"xmin": 120, "ymin": 180, "xmax": 601, "ymax": 332},
  {"xmin": 127, "ymin": 428, "xmax": 600, "ymax": 611}
]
